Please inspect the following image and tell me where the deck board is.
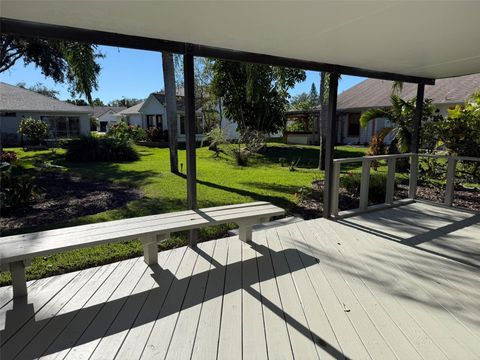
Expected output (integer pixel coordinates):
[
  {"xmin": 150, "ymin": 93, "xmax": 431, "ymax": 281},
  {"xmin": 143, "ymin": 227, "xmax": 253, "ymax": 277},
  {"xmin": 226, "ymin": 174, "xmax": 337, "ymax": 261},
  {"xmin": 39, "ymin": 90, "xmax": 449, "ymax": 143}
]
[{"xmin": 1, "ymin": 201, "xmax": 479, "ymax": 360}]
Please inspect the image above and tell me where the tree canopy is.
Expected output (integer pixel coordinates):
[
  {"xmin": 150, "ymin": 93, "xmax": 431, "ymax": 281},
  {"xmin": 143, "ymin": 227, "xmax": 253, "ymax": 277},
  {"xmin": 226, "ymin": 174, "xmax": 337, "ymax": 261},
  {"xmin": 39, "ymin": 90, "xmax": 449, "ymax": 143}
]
[
  {"xmin": 211, "ymin": 60, "xmax": 305, "ymax": 136},
  {"xmin": 1, "ymin": 34, "xmax": 103, "ymax": 103},
  {"xmin": 108, "ymin": 98, "xmax": 144, "ymax": 108}
]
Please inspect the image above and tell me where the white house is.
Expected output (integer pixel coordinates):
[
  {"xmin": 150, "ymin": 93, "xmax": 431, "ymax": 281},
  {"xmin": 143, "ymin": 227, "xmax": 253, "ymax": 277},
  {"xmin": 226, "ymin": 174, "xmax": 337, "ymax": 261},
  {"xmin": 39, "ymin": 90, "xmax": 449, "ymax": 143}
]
[
  {"xmin": 116, "ymin": 92, "xmax": 240, "ymax": 142},
  {"xmin": 84, "ymin": 106, "xmax": 127, "ymax": 132},
  {"xmin": 0, "ymin": 82, "xmax": 91, "ymax": 145}
]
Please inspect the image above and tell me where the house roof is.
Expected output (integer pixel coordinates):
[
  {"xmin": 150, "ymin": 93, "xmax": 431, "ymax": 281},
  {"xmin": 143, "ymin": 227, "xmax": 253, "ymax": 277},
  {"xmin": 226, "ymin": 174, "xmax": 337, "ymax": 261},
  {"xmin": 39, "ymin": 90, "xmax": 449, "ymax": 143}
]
[
  {"xmin": 336, "ymin": 74, "xmax": 480, "ymax": 111},
  {"xmin": 3, "ymin": 2, "xmax": 480, "ymax": 79},
  {"xmin": 82, "ymin": 106, "xmax": 127, "ymax": 118},
  {"xmin": 118, "ymin": 93, "xmax": 201, "ymax": 115},
  {"xmin": 117, "ymin": 101, "xmax": 144, "ymax": 115},
  {"xmin": 0, "ymin": 82, "xmax": 91, "ymax": 113}
]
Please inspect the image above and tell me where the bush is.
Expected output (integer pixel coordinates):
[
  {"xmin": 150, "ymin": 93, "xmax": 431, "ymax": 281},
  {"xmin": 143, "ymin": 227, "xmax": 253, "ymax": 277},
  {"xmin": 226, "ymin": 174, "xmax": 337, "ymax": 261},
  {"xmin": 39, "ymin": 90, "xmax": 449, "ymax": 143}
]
[
  {"xmin": 0, "ymin": 164, "xmax": 39, "ymax": 211},
  {"xmin": 65, "ymin": 136, "xmax": 139, "ymax": 162},
  {"xmin": 231, "ymin": 147, "xmax": 249, "ymax": 166},
  {"xmin": 107, "ymin": 120, "xmax": 146, "ymax": 142},
  {"xmin": 18, "ymin": 117, "xmax": 49, "ymax": 145},
  {"xmin": 206, "ymin": 127, "xmax": 227, "ymax": 156},
  {"xmin": 340, "ymin": 172, "xmax": 391, "ymax": 204},
  {"xmin": 0, "ymin": 150, "xmax": 17, "ymax": 164},
  {"xmin": 146, "ymin": 127, "xmax": 164, "ymax": 142}
]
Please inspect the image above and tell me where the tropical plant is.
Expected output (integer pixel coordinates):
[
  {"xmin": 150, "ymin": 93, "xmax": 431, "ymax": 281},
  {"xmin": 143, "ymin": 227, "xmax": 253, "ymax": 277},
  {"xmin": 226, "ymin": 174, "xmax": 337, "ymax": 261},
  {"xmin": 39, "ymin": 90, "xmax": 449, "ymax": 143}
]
[
  {"xmin": 0, "ymin": 164, "xmax": 39, "ymax": 211},
  {"xmin": 90, "ymin": 117, "xmax": 99, "ymax": 131},
  {"xmin": 1, "ymin": 35, "xmax": 103, "ymax": 103},
  {"xmin": 359, "ymin": 95, "xmax": 439, "ymax": 153},
  {"xmin": 367, "ymin": 127, "xmax": 391, "ymax": 170},
  {"xmin": 18, "ymin": 117, "xmax": 49, "ymax": 145}
]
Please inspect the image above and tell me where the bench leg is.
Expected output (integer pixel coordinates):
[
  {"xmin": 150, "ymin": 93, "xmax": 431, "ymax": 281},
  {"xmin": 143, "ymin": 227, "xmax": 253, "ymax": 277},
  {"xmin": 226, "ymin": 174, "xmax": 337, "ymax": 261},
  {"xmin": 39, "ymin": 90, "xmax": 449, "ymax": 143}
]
[
  {"xmin": 142, "ymin": 234, "xmax": 169, "ymax": 265},
  {"xmin": 238, "ymin": 223, "xmax": 253, "ymax": 243},
  {"xmin": 10, "ymin": 261, "xmax": 27, "ymax": 298}
]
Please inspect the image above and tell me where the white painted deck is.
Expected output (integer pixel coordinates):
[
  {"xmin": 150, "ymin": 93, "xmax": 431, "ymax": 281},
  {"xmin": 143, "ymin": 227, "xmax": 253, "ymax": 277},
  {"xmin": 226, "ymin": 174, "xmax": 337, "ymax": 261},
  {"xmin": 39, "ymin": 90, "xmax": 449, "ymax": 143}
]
[{"xmin": 1, "ymin": 201, "xmax": 479, "ymax": 359}]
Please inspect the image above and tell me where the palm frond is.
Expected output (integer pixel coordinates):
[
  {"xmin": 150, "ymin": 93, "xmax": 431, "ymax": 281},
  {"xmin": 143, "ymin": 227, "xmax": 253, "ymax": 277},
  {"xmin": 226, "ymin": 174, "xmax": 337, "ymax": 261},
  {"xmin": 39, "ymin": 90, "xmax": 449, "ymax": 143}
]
[{"xmin": 359, "ymin": 108, "xmax": 390, "ymax": 127}]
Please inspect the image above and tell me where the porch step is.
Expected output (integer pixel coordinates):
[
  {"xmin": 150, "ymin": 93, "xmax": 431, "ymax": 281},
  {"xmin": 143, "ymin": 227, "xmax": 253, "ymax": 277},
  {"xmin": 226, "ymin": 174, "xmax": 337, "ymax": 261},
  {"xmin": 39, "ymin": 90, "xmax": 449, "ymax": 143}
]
[{"xmin": 228, "ymin": 216, "xmax": 304, "ymax": 236}]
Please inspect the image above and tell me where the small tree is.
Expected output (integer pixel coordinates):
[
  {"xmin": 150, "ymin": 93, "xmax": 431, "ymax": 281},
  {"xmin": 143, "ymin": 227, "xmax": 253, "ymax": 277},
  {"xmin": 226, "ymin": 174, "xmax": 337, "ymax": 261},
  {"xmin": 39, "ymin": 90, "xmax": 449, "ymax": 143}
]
[{"xmin": 18, "ymin": 117, "xmax": 49, "ymax": 145}]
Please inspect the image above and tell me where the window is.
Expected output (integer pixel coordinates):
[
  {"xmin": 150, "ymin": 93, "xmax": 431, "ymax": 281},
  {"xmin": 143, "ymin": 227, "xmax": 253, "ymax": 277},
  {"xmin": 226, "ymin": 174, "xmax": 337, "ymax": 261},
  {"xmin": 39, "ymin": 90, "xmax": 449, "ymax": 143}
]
[
  {"xmin": 347, "ymin": 113, "xmax": 360, "ymax": 137},
  {"xmin": 147, "ymin": 114, "xmax": 162, "ymax": 129},
  {"xmin": 1, "ymin": 112, "xmax": 16, "ymax": 117},
  {"xmin": 100, "ymin": 121, "xmax": 108, "ymax": 132},
  {"xmin": 41, "ymin": 116, "xmax": 81, "ymax": 138},
  {"xmin": 179, "ymin": 115, "xmax": 203, "ymax": 135}
]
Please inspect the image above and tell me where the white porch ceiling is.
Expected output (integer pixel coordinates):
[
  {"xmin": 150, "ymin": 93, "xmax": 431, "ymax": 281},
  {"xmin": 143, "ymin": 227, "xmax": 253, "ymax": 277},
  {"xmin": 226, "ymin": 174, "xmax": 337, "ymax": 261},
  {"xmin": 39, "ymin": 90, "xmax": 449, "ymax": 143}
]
[{"xmin": 2, "ymin": 1, "xmax": 480, "ymax": 80}]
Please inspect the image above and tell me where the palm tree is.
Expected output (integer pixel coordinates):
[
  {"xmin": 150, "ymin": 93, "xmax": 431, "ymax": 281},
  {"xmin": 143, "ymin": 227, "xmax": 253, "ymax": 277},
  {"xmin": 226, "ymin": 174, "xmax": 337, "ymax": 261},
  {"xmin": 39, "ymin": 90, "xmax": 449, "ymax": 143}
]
[
  {"xmin": 162, "ymin": 52, "xmax": 179, "ymax": 173},
  {"xmin": 359, "ymin": 94, "xmax": 417, "ymax": 153}
]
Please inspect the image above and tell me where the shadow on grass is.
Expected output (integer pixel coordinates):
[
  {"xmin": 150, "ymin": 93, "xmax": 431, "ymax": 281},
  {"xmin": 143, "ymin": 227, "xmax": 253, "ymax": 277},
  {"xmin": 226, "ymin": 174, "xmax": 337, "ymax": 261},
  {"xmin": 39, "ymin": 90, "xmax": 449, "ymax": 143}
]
[{"xmin": 257, "ymin": 145, "xmax": 366, "ymax": 169}]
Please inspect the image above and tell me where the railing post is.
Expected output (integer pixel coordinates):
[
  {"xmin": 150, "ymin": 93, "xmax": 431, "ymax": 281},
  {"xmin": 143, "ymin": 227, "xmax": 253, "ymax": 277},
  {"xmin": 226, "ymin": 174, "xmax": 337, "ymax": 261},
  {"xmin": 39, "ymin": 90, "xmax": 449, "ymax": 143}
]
[
  {"xmin": 330, "ymin": 162, "xmax": 341, "ymax": 217},
  {"xmin": 408, "ymin": 154, "xmax": 419, "ymax": 199},
  {"xmin": 359, "ymin": 158, "xmax": 371, "ymax": 211},
  {"xmin": 444, "ymin": 157, "xmax": 457, "ymax": 206},
  {"xmin": 385, "ymin": 157, "xmax": 396, "ymax": 204}
]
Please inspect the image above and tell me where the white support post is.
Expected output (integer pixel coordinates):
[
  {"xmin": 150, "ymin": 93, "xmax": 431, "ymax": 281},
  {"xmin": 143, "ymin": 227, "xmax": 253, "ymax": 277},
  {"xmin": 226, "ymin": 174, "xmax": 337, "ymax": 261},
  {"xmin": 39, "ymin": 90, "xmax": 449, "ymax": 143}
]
[
  {"xmin": 444, "ymin": 158, "xmax": 457, "ymax": 206},
  {"xmin": 330, "ymin": 162, "xmax": 341, "ymax": 217},
  {"xmin": 359, "ymin": 159, "xmax": 371, "ymax": 211},
  {"xmin": 238, "ymin": 222, "xmax": 253, "ymax": 243},
  {"xmin": 10, "ymin": 261, "xmax": 27, "ymax": 298},
  {"xmin": 141, "ymin": 233, "xmax": 169, "ymax": 265},
  {"xmin": 385, "ymin": 158, "xmax": 396, "ymax": 205},
  {"xmin": 408, "ymin": 154, "xmax": 419, "ymax": 199}
]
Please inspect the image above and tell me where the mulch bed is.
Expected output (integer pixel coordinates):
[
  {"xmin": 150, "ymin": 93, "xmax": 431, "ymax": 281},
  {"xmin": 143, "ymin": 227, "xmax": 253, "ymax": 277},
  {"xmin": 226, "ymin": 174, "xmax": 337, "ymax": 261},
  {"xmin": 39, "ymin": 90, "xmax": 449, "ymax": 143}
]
[
  {"xmin": 295, "ymin": 180, "xmax": 479, "ymax": 220},
  {"xmin": 1, "ymin": 171, "xmax": 142, "ymax": 232}
]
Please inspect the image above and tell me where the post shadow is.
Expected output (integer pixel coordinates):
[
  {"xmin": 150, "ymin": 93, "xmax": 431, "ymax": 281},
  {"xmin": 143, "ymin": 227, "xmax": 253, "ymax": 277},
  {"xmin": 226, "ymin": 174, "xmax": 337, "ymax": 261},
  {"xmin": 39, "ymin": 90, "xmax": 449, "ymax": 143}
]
[{"xmin": 1, "ymin": 241, "xmax": 346, "ymax": 359}]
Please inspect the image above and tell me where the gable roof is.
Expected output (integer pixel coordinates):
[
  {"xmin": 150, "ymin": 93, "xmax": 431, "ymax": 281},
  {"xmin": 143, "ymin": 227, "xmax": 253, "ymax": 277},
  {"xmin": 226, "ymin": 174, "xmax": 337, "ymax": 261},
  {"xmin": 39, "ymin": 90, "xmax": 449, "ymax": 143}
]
[
  {"xmin": 118, "ymin": 92, "xmax": 202, "ymax": 115},
  {"xmin": 0, "ymin": 82, "xmax": 91, "ymax": 113},
  {"xmin": 82, "ymin": 106, "xmax": 127, "ymax": 118},
  {"xmin": 117, "ymin": 101, "xmax": 145, "ymax": 115},
  {"xmin": 337, "ymin": 74, "xmax": 480, "ymax": 111}
]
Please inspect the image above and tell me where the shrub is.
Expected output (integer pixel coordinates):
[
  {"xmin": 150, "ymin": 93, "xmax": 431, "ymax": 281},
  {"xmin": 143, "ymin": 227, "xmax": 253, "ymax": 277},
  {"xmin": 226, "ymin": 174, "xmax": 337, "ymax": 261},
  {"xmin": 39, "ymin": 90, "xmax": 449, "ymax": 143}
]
[
  {"xmin": 231, "ymin": 147, "xmax": 249, "ymax": 166},
  {"xmin": 0, "ymin": 164, "xmax": 39, "ymax": 211},
  {"xmin": 367, "ymin": 128, "xmax": 389, "ymax": 170},
  {"xmin": 206, "ymin": 127, "xmax": 227, "ymax": 156},
  {"xmin": 0, "ymin": 151, "xmax": 17, "ymax": 164},
  {"xmin": 18, "ymin": 117, "xmax": 49, "ymax": 145},
  {"xmin": 340, "ymin": 172, "xmax": 391, "ymax": 204},
  {"xmin": 146, "ymin": 127, "xmax": 164, "ymax": 142},
  {"xmin": 107, "ymin": 120, "xmax": 146, "ymax": 142},
  {"xmin": 65, "ymin": 136, "xmax": 139, "ymax": 162}
]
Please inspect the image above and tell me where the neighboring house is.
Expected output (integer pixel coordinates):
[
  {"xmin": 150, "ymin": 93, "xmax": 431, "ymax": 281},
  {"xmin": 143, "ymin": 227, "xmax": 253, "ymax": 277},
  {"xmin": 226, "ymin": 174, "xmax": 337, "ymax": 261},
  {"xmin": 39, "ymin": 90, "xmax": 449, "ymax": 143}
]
[
  {"xmin": 117, "ymin": 92, "xmax": 204, "ymax": 142},
  {"xmin": 285, "ymin": 73, "xmax": 480, "ymax": 145},
  {"xmin": 0, "ymin": 82, "xmax": 91, "ymax": 145},
  {"xmin": 82, "ymin": 106, "xmax": 127, "ymax": 132}
]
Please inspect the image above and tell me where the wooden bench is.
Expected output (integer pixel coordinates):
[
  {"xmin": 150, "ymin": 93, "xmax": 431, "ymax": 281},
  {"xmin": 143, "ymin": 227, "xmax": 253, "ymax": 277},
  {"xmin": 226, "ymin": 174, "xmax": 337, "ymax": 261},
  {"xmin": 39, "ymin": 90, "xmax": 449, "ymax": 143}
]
[{"xmin": 0, "ymin": 202, "xmax": 284, "ymax": 298}]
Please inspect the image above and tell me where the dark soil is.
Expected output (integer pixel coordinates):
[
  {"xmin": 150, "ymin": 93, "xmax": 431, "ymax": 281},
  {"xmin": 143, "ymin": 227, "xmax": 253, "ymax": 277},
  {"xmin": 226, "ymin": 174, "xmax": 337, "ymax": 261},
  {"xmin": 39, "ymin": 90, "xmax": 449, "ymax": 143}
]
[
  {"xmin": 295, "ymin": 180, "xmax": 479, "ymax": 219},
  {"xmin": 1, "ymin": 171, "xmax": 142, "ymax": 231}
]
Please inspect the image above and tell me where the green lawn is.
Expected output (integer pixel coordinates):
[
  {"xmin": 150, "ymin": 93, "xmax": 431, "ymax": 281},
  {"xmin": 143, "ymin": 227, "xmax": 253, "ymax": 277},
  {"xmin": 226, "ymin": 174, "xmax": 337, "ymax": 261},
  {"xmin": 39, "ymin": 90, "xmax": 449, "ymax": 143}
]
[{"xmin": 0, "ymin": 143, "xmax": 367, "ymax": 285}]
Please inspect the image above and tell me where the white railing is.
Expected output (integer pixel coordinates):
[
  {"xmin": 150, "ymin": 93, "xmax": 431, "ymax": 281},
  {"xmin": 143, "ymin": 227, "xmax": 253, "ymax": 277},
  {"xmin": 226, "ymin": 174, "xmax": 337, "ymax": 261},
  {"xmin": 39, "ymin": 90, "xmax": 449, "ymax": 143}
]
[{"xmin": 330, "ymin": 153, "xmax": 480, "ymax": 217}]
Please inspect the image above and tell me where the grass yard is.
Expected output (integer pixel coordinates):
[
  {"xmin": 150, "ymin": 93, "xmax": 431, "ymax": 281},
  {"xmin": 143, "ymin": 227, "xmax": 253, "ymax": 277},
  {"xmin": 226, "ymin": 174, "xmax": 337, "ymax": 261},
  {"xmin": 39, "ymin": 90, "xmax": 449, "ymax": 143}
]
[{"xmin": 0, "ymin": 143, "xmax": 367, "ymax": 284}]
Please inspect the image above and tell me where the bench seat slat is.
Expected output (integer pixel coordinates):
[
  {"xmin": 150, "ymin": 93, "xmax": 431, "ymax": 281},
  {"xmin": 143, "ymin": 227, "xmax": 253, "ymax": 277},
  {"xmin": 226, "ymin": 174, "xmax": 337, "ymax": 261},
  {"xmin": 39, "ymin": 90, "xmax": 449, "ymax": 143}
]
[
  {"xmin": 0, "ymin": 203, "xmax": 284, "ymax": 265},
  {"xmin": 1, "ymin": 202, "xmax": 273, "ymax": 244}
]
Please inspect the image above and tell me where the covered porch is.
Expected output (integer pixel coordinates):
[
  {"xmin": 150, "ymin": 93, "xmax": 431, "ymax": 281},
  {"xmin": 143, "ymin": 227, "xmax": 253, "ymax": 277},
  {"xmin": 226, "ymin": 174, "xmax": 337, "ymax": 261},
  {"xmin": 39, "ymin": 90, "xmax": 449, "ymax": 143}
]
[{"xmin": 1, "ymin": 201, "xmax": 479, "ymax": 359}]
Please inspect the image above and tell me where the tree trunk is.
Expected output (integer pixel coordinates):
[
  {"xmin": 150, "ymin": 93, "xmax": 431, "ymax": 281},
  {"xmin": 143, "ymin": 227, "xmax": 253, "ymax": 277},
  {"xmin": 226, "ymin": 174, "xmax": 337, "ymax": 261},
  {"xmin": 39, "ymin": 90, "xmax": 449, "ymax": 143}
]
[
  {"xmin": 162, "ymin": 52, "xmax": 179, "ymax": 173},
  {"xmin": 318, "ymin": 72, "xmax": 328, "ymax": 170}
]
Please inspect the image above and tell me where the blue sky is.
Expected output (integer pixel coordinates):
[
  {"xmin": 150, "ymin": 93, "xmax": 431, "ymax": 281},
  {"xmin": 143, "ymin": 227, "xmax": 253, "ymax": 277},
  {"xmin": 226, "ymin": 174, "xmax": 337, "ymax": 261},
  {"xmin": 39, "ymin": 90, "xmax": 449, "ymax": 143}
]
[{"xmin": 0, "ymin": 45, "xmax": 365, "ymax": 103}]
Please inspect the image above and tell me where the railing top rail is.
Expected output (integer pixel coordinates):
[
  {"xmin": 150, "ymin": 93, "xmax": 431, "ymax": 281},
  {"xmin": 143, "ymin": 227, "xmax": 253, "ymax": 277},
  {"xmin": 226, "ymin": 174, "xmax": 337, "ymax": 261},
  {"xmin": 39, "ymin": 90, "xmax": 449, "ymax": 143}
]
[
  {"xmin": 418, "ymin": 154, "xmax": 480, "ymax": 162},
  {"xmin": 333, "ymin": 153, "xmax": 479, "ymax": 164},
  {"xmin": 333, "ymin": 153, "xmax": 414, "ymax": 164}
]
